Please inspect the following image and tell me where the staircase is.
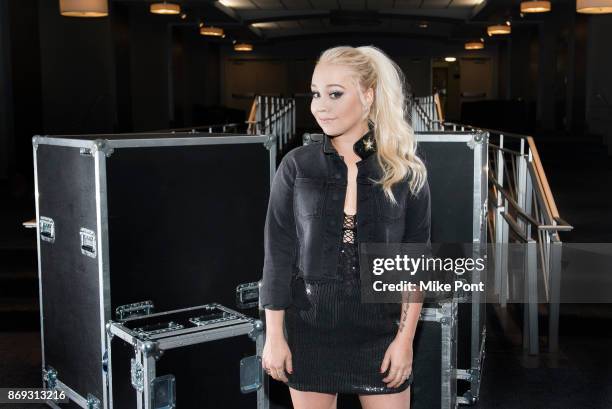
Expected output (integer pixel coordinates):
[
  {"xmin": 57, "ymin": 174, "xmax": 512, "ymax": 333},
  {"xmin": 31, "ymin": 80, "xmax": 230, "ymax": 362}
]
[{"xmin": 0, "ymin": 186, "xmax": 39, "ymax": 332}]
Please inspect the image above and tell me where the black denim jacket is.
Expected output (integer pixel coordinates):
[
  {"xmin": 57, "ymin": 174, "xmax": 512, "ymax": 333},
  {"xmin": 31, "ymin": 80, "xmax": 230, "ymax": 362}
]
[{"xmin": 259, "ymin": 128, "xmax": 431, "ymax": 310}]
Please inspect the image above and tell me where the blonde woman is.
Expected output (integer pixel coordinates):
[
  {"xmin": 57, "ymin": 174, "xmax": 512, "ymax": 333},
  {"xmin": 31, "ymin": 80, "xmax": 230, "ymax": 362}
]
[{"xmin": 260, "ymin": 45, "xmax": 431, "ymax": 409}]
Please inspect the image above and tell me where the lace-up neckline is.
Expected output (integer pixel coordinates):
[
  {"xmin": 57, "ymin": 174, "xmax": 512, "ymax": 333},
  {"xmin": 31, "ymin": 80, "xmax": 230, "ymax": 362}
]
[{"xmin": 342, "ymin": 212, "xmax": 356, "ymax": 244}]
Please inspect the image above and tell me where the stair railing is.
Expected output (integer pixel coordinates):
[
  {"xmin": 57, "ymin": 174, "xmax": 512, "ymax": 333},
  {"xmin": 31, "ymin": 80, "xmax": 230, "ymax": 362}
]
[{"xmin": 443, "ymin": 122, "xmax": 573, "ymax": 354}]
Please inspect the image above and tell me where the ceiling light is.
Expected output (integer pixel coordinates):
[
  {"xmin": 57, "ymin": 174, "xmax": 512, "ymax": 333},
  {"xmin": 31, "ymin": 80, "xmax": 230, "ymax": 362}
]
[
  {"xmin": 200, "ymin": 26, "xmax": 224, "ymax": 36},
  {"xmin": 576, "ymin": 0, "xmax": 612, "ymax": 13},
  {"xmin": 59, "ymin": 0, "xmax": 108, "ymax": 17},
  {"xmin": 418, "ymin": 21, "xmax": 428, "ymax": 28},
  {"xmin": 251, "ymin": 22, "xmax": 276, "ymax": 29},
  {"xmin": 150, "ymin": 2, "xmax": 181, "ymax": 15},
  {"xmin": 487, "ymin": 24, "xmax": 511, "ymax": 35},
  {"xmin": 465, "ymin": 41, "xmax": 484, "ymax": 50},
  {"xmin": 444, "ymin": 57, "xmax": 457, "ymax": 62},
  {"xmin": 219, "ymin": 0, "xmax": 242, "ymax": 7},
  {"xmin": 234, "ymin": 43, "xmax": 253, "ymax": 52},
  {"xmin": 520, "ymin": 1, "xmax": 551, "ymax": 13}
]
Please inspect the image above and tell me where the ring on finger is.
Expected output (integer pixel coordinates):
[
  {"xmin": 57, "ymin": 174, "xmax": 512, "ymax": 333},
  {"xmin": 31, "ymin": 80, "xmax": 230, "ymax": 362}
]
[{"xmin": 273, "ymin": 368, "xmax": 284, "ymax": 380}]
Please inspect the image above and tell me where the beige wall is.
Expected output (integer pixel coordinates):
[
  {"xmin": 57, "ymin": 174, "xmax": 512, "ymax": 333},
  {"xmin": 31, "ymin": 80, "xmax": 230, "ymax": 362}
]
[
  {"xmin": 222, "ymin": 55, "xmax": 434, "ymax": 127},
  {"xmin": 223, "ymin": 59, "xmax": 288, "ymax": 114},
  {"xmin": 460, "ymin": 58, "xmax": 494, "ymax": 103}
]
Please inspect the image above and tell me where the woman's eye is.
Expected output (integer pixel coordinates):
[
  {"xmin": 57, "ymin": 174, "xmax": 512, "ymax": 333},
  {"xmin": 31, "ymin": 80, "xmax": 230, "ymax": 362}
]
[
  {"xmin": 310, "ymin": 91, "xmax": 319, "ymax": 98},
  {"xmin": 330, "ymin": 91, "xmax": 343, "ymax": 99}
]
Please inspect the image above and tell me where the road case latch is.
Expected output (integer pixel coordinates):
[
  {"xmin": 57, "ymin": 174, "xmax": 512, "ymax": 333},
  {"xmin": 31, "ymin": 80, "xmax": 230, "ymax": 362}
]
[
  {"xmin": 239, "ymin": 355, "xmax": 263, "ymax": 393},
  {"xmin": 151, "ymin": 374, "xmax": 176, "ymax": 409},
  {"xmin": 131, "ymin": 359, "xmax": 144, "ymax": 392},
  {"xmin": 39, "ymin": 216, "xmax": 55, "ymax": 243},
  {"xmin": 115, "ymin": 300, "xmax": 155, "ymax": 321},
  {"xmin": 236, "ymin": 281, "xmax": 260, "ymax": 309},
  {"xmin": 80, "ymin": 227, "xmax": 97, "ymax": 259}
]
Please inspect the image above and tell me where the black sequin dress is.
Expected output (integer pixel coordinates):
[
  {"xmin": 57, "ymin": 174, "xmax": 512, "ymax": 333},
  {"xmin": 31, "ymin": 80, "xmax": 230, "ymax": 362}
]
[{"xmin": 285, "ymin": 212, "xmax": 414, "ymax": 394}]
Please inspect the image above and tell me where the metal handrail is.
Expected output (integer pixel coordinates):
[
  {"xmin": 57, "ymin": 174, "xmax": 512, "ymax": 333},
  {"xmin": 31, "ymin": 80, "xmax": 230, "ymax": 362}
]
[
  {"xmin": 253, "ymin": 95, "xmax": 297, "ymax": 156},
  {"xmin": 444, "ymin": 122, "xmax": 530, "ymax": 139},
  {"xmin": 500, "ymin": 211, "xmax": 529, "ymax": 242},
  {"xmin": 411, "ymin": 107, "xmax": 572, "ymax": 355},
  {"xmin": 526, "ymin": 137, "xmax": 561, "ymax": 222},
  {"xmin": 489, "ymin": 143, "xmax": 528, "ymax": 157},
  {"xmin": 490, "ymin": 172, "xmax": 573, "ymax": 233},
  {"xmin": 410, "ymin": 94, "xmax": 444, "ymax": 132},
  {"xmin": 491, "ymin": 176, "xmax": 540, "ymax": 228},
  {"xmin": 445, "ymin": 121, "xmax": 569, "ymax": 232}
]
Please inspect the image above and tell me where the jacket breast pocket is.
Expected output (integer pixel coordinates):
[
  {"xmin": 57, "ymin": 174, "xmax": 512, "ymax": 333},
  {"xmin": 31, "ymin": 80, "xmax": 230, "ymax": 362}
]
[
  {"xmin": 294, "ymin": 177, "xmax": 326, "ymax": 219},
  {"xmin": 376, "ymin": 193, "xmax": 405, "ymax": 221}
]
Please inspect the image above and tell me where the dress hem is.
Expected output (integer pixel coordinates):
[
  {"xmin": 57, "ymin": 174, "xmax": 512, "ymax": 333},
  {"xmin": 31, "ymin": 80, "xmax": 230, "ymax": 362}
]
[{"xmin": 286, "ymin": 375, "xmax": 412, "ymax": 395}]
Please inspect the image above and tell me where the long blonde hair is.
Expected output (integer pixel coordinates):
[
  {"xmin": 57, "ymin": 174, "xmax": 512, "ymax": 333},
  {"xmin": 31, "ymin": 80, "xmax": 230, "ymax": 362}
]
[{"xmin": 317, "ymin": 45, "xmax": 427, "ymax": 204}]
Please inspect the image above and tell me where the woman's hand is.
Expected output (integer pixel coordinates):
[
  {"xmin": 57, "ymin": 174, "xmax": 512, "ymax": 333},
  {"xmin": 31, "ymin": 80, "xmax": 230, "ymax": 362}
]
[
  {"xmin": 262, "ymin": 333, "xmax": 293, "ymax": 383},
  {"xmin": 380, "ymin": 336, "xmax": 413, "ymax": 388}
]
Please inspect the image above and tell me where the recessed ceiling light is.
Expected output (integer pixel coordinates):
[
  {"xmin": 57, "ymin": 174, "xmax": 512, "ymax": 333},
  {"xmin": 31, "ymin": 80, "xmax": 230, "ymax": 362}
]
[
  {"xmin": 150, "ymin": 2, "xmax": 181, "ymax": 15},
  {"xmin": 465, "ymin": 41, "xmax": 485, "ymax": 50},
  {"xmin": 234, "ymin": 43, "xmax": 253, "ymax": 52},
  {"xmin": 487, "ymin": 24, "xmax": 511, "ymax": 35},
  {"xmin": 200, "ymin": 26, "xmax": 224, "ymax": 37},
  {"xmin": 59, "ymin": 0, "xmax": 108, "ymax": 17},
  {"xmin": 520, "ymin": 1, "xmax": 551, "ymax": 13},
  {"xmin": 576, "ymin": 0, "xmax": 612, "ymax": 13}
]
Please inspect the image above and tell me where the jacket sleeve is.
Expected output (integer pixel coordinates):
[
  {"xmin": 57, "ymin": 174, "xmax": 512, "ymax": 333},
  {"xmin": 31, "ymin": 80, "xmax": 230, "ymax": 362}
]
[
  {"xmin": 403, "ymin": 177, "xmax": 432, "ymax": 269},
  {"xmin": 402, "ymin": 177, "xmax": 432, "ymax": 301},
  {"xmin": 403, "ymin": 177, "xmax": 431, "ymax": 244},
  {"xmin": 259, "ymin": 152, "xmax": 298, "ymax": 310}
]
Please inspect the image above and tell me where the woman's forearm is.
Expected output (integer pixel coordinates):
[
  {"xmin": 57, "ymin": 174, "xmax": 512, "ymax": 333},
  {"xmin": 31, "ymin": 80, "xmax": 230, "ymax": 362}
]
[
  {"xmin": 395, "ymin": 289, "xmax": 424, "ymax": 343},
  {"xmin": 265, "ymin": 308, "xmax": 286, "ymax": 339}
]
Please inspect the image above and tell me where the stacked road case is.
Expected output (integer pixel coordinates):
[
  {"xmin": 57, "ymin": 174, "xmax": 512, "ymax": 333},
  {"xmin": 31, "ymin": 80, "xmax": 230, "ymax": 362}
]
[
  {"xmin": 106, "ymin": 303, "xmax": 265, "ymax": 409},
  {"xmin": 33, "ymin": 133, "xmax": 276, "ymax": 408},
  {"xmin": 412, "ymin": 132, "xmax": 489, "ymax": 408},
  {"xmin": 302, "ymin": 131, "xmax": 488, "ymax": 409},
  {"xmin": 34, "ymin": 129, "xmax": 487, "ymax": 409}
]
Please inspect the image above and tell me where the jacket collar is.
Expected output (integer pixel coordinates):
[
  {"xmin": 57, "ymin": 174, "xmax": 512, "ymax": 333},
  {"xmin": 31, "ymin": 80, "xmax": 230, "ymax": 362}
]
[{"xmin": 322, "ymin": 127, "xmax": 377, "ymax": 160}]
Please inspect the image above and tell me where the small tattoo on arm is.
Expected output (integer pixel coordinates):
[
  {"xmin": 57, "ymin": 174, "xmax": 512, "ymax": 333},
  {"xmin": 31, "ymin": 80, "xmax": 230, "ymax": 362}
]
[{"xmin": 398, "ymin": 303, "xmax": 409, "ymax": 332}]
